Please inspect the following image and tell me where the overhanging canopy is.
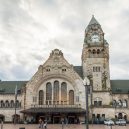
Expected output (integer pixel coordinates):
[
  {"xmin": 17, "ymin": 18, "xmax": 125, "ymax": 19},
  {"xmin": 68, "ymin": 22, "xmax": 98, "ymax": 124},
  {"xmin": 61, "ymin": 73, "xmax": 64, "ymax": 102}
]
[{"xmin": 21, "ymin": 107, "xmax": 85, "ymax": 114}]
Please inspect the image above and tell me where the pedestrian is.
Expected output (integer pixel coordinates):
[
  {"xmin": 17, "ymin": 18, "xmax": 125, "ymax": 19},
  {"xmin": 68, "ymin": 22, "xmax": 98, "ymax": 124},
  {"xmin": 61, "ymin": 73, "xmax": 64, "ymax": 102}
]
[
  {"xmin": 64, "ymin": 117, "xmax": 68, "ymax": 126},
  {"xmin": 41, "ymin": 120, "xmax": 44, "ymax": 129},
  {"xmin": 61, "ymin": 119, "xmax": 64, "ymax": 129},
  {"xmin": 38, "ymin": 118, "xmax": 42, "ymax": 128},
  {"xmin": 44, "ymin": 120, "xmax": 47, "ymax": 129}
]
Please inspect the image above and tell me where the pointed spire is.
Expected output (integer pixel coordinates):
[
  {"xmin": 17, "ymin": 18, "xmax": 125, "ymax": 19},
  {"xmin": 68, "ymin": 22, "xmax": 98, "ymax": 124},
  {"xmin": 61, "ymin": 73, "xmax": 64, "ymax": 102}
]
[{"xmin": 88, "ymin": 15, "xmax": 100, "ymax": 25}]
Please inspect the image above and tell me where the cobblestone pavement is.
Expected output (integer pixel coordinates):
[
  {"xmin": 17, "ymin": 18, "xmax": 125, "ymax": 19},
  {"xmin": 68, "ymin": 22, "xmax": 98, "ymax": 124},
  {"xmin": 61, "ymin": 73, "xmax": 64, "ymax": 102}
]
[{"xmin": 1, "ymin": 124, "xmax": 129, "ymax": 129}]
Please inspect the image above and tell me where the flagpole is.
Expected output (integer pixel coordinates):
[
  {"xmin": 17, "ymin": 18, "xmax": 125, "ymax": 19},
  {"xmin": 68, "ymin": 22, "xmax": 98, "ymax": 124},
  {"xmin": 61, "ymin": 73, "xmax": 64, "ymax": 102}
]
[{"xmin": 14, "ymin": 85, "xmax": 17, "ymax": 124}]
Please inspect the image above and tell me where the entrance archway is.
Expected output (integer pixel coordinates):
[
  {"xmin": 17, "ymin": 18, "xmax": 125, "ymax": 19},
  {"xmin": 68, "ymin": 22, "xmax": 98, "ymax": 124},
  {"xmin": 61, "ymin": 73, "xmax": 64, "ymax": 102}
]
[
  {"xmin": 68, "ymin": 116, "xmax": 75, "ymax": 124},
  {"xmin": 53, "ymin": 116, "xmax": 61, "ymax": 124},
  {"xmin": 118, "ymin": 113, "xmax": 123, "ymax": 119},
  {"xmin": 115, "ymin": 112, "xmax": 127, "ymax": 120},
  {"xmin": 0, "ymin": 114, "xmax": 5, "ymax": 122}
]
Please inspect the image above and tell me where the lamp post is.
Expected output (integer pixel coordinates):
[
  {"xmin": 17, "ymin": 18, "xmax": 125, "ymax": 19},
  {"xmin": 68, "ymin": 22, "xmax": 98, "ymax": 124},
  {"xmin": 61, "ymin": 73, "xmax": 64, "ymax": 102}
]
[
  {"xmin": 83, "ymin": 77, "xmax": 90, "ymax": 129},
  {"xmin": 14, "ymin": 85, "xmax": 18, "ymax": 124}
]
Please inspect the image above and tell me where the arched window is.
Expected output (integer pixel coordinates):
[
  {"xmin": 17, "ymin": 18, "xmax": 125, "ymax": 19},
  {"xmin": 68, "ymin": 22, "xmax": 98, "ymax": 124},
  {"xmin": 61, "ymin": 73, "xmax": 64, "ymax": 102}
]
[
  {"xmin": 123, "ymin": 100, "xmax": 127, "ymax": 107},
  {"xmin": 101, "ymin": 49, "xmax": 104, "ymax": 52},
  {"xmin": 53, "ymin": 81, "xmax": 59, "ymax": 104},
  {"xmin": 10, "ymin": 100, "xmax": 14, "ymax": 108},
  {"xmin": 69, "ymin": 90, "xmax": 74, "ymax": 105},
  {"xmin": 94, "ymin": 97, "xmax": 102, "ymax": 107},
  {"xmin": 16, "ymin": 100, "xmax": 20, "ymax": 108},
  {"xmin": 61, "ymin": 82, "xmax": 67, "ymax": 104},
  {"xmin": 112, "ymin": 100, "xmax": 117, "ymax": 108},
  {"xmin": 93, "ymin": 49, "xmax": 96, "ymax": 54},
  {"xmin": 39, "ymin": 90, "xmax": 44, "ymax": 105},
  {"xmin": 88, "ymin": 49, "xmax": 91, "ymax": 53},
  {"xmin": 5, "ymin": 100, "xmax": 9, "ymax": 108},
  {"xmin": 46, "ymin": 82, "xmax": 52, "ymax": 105},
  {"xmin": 118, "ymin": 100, "xmax": 122, "ymax": 107},
  {"xmin": 97, "ymin": 49, "xmax": 100, "ymax": 54},
  {"xmin": 0, "ymin": 101, "xmax": 4, "ymax": 108}
]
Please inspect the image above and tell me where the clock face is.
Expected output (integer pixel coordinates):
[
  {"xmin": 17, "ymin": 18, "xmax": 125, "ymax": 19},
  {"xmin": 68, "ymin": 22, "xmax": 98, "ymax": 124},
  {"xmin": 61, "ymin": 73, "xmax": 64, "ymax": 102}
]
[{"xmin": 91, "ymin": 34, "xmax": 100, "ymax": 42}]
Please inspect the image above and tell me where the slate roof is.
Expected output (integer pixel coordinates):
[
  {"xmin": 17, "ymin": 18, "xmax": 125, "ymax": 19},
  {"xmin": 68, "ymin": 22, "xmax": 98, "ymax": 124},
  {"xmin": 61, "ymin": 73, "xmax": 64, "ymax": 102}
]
[
  {"xmin": 0, "ymin": 81, "xmax": 28, "ymax": 94},
  {"xmin": 111, "ymin": 80, "xmax": 129, "ymax": 94},
  {"xmin": 73, "ymin": 66, "xmax": 83, "ymax": 79},
  {"xmin": 0, "ymin": 79, "xmax": 129, "ymax": 95}
]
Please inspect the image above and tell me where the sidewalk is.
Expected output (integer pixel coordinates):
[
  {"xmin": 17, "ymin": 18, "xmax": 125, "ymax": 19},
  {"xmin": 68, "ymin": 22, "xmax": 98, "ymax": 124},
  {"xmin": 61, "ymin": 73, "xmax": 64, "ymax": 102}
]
[{"xmin": 0, "ymin": 124, "xmax": 129, "ymax": 129}]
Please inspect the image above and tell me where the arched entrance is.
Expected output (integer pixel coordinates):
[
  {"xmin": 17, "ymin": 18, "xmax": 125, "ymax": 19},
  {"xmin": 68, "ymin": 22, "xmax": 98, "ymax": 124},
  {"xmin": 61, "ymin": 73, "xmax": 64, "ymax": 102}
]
[
  {"xmin": 115, "ymin": 112, "xmax": 127, "ymax": 120},
  {"xmin": 0, "ymin": 114, "xmax": 5, "ymax": 122}
]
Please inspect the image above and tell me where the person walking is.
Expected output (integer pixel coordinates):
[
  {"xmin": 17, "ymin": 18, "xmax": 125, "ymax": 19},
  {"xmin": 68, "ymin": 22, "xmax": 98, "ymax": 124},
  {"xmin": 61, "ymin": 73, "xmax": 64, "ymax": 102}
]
[
  {"xmin": 61, "ymin": 119, "xmax": 64, "ymax": 129},
  {"xmin": 38, "ymin": 118, "xmax": 42, "ymax": 128},
  {"xmin": 44, "ymin": 120, "xmax": 47, "ymax": 129},
  {"xmin": 41, "ymin": 120, "xmax": 44, "ymax": 129}
]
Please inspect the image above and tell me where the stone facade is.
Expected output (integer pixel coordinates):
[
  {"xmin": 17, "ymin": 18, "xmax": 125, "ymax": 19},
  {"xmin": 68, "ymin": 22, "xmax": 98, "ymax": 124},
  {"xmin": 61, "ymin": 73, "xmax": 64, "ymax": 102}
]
[
  {"xmin": 0, "ymin": 16, "xmax": 129, "ymax": 123},
  {"xmin": 0, "ymin": 94, "xmax": 22, "ymax": 122}
]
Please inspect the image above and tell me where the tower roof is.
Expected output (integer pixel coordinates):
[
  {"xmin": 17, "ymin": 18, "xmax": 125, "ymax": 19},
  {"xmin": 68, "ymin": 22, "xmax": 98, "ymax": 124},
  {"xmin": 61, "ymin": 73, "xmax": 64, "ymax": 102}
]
[{"xmin": 88, "ymin": 15, "xmax": 100, "ymax": 25}]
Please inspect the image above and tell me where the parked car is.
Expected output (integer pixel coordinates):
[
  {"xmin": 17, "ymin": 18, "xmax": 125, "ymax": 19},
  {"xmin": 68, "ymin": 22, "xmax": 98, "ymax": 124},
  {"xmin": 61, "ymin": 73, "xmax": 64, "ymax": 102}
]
[
  {"xmin": 115, "ymin": 119, "xmax": 126, "ymax": 126},
  {"xmin": 104, "ymin": 119, "xmax": 114, "ymax": 125}
]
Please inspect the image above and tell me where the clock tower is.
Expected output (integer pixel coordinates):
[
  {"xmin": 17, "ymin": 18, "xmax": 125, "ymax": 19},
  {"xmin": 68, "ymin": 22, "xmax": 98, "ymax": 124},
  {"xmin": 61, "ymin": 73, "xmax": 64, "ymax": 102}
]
[{"xmin": 82, "ymin": 15, "xmax": 110, "ymax": 91}]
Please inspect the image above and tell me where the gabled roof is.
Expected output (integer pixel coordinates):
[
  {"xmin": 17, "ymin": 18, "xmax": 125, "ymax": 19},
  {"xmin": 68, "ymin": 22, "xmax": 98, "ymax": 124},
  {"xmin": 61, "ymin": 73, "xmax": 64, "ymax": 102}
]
[
  {"xmin": 88, "ymin": 15, "xmax": 100, "ymax": 26},
  {"xmin": 43, "ymin": 49, "xmax": 71, "ymax": 68},
  {"xmin": 0, "ymin": 81, "xmax": 28, "ymax": 94},
  {"xmin": 73, "ymin": 66, "xmax": 83, "ymax": 79},
  {"xmin": 111, "ymin": 80, "xmax": 129, "ymax": 94}
]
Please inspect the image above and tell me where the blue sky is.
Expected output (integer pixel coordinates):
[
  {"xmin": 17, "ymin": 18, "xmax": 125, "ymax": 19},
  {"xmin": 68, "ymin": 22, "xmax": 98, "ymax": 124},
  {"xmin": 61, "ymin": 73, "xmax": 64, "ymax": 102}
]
[{"xmin": 0, "ymin": 0, "xmax": 129, "ymax": 80}]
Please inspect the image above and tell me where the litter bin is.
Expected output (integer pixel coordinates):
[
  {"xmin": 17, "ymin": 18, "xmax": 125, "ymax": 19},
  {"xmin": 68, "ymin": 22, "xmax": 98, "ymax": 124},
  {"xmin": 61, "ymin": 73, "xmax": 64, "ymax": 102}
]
[{"xmin": 19, "ymin": 128, "xmax": 25, "ymax": 129}]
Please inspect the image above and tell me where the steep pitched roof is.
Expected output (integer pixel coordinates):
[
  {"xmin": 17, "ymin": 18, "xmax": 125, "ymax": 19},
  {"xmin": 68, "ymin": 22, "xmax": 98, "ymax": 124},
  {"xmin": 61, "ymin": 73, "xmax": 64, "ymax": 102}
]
[
  {"xmin": 111, "ymin": 80, "xmax": 129, "ymax": 94},
  {"xmin": 0, "ymin": 81, "xmax": 28, "ymax": 94},
  {"xmin": 88, "ymin": 15, "xmax": 100, "ymax": 26},
  {"xmin": 73, "ymin": 66, "xmax": 83, "ymax": 79}
]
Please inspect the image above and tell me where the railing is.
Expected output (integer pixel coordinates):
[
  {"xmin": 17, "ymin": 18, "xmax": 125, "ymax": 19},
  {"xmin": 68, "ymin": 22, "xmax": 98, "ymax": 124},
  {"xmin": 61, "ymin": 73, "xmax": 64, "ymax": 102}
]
[
  {"xmin": 91, "ymin": 105, "xmax": 128, "ymax": 108},
  {"xmin": 31, "ymin": 104, "xmax": 81, "ymax": 108},
  {"xmin": 91, "ymin": 105, "xmax": 112, "ymax": 108}
]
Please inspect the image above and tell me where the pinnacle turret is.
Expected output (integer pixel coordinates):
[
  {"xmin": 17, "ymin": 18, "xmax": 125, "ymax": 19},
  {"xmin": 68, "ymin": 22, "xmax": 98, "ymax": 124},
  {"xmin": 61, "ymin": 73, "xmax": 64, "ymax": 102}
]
[{"xmin": 88, "ymin": 15, "xmax": 100, "ymax": 25}]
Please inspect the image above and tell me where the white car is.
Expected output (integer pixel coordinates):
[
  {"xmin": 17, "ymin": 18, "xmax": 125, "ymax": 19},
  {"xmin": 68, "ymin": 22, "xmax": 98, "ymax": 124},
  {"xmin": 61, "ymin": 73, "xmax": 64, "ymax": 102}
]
[
  {"xmin": 104, "ymin": 119, "xmax": 114, "ymax": 125},
  {"xmin": 115, "ymin": 119, "xmax": 126, "ymax": 126}
]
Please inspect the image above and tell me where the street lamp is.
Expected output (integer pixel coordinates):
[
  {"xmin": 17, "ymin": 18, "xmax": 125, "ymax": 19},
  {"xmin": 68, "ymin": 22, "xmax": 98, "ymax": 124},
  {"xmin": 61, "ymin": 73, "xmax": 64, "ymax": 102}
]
[{"xmin": 83, "ymin": 77, "xmax": 90, "ymax": 129}]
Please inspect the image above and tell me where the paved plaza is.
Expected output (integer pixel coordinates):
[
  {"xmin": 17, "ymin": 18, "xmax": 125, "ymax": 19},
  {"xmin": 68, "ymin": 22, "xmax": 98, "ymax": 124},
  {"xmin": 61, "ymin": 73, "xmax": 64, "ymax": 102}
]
[{"xmin": 1, "ymin": 124, "xmax": 129, "ymax": 129}]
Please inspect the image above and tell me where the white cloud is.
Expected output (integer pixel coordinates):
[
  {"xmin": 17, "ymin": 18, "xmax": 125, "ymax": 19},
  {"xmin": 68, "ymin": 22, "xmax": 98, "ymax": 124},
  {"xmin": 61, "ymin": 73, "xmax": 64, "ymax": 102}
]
[{"xmin": 0, "ymin": 0, "xmax": 129, "ymax": 80}]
